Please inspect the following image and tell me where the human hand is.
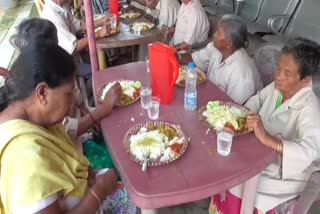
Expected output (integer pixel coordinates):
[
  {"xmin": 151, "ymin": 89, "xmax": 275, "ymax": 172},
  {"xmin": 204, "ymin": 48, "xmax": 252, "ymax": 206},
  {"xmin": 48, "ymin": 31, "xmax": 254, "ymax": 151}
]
[
  {"xmin": 161, "ymin": 25, "xmax": 168, "ymax": 33},
  {"xmin": 95, "ymin": 169, "xmax": 118, "ymax": 196},
  {"xmin": 95, "ymin": 82, "xmax": 121, "ymax": 119},
  {"xmin": 247, "ymin": 113, "xmax": 268, "ymax": 144},
  {"xmin": 0, "ymin": 67, "xmax": 8, "ymax": 78},
  {"xmin": 161, "ymin": 25, "xmax": 174, "ymax": 33},
  {"xmin": 97, "ymin": 24, "xmax": 111, "ymax": 38},
  {"xmin": 103, "ymin": 82, "xmax": 121, "ymax": 109}
]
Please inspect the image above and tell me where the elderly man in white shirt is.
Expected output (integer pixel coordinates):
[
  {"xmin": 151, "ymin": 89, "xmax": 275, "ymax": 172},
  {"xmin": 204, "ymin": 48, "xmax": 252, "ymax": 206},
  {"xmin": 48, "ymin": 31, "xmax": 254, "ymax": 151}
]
[
  {"xmin": 41, "ymin": 0, "xmax": 112, "ymax": 104},
  {"xmin": 41, "ymin": 0, "xmax": 110, "ymax": 55},
  {"xmin": 166, "ymin": 0, "xmax": 209, "ymax": 53},
  {"xmin": 178, "ymin": 15, "xmax": 263, "ymax": 104},
  {"xmin": 145, "ymin": 0, "xmax": 180, "ymax": 29}
]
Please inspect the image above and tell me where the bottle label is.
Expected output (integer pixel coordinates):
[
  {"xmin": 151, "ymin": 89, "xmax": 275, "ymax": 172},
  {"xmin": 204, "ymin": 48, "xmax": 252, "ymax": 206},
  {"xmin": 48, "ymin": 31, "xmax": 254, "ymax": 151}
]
[{"xmin": 184, "ymin": 93, "xmax": 197, "ymax": 110}]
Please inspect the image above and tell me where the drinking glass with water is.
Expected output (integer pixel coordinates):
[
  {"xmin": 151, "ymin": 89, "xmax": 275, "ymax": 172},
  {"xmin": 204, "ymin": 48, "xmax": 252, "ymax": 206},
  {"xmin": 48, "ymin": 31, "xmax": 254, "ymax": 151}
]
[
  {"xmin": 217, "ymin": 131, "xmax": 234, "ymax": 156},
  {"xmin": 140, "ymin": 86, "xmax": 152, "ymax": 109},
  {"xmin": 148, "ymin": 97, "xmax": 160, "ymax": 120},
  {"xmin": 110, "ymin": 14, "xmax": 117, "ymax": 30}
]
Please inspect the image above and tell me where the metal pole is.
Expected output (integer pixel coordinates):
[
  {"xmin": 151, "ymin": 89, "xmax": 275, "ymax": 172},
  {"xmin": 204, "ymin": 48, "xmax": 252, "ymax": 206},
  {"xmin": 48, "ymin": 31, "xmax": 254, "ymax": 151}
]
[{"xmin": 83, "ymin": 0, "xmax": 99, "ymax": 73}]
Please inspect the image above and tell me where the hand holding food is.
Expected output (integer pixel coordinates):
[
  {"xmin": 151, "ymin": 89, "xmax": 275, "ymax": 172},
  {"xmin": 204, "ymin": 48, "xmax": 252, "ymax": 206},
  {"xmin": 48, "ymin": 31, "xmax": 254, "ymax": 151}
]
[
  {"xmin": 96, "ymin": 24, "xmax": 111, "ymax": 38},
  {"xmin": 100, "ymin": 80, "xmax": 142, "ymax": 106},
  {"xmin": 246, "ymin": 113, "xmax": 268, "ymax": 142}
]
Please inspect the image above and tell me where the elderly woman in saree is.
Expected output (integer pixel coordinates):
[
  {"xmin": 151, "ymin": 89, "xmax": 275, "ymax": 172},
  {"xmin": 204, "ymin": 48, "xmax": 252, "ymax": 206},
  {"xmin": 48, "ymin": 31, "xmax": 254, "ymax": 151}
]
[
  {"xmin": 209, "ymin": 38, "xmax": 320, "ymax": 213},
  {"xmin": 6, "ymin": 18, "xmax": 137, "ymax": 214},
  {"xmin": 0, "ymin": 41, "xmax": 121, "ymax": 213}
]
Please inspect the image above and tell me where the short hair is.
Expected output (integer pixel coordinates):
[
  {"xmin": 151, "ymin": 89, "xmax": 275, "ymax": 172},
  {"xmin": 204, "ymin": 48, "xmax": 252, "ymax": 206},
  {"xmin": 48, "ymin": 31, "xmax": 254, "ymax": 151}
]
[
  {"xmin": 0, "ymin": 40, "xmax": 75, "ymax": 111},
  {"xmin": 10, "ymin": 18, "xmax": 58, "ymax": 49},
  {"xmin": 281, "ymin": 37, "xmax": 320, "ymax": 80},
  {"xmin": 219, "ymin": 14, "xmax": 248, "ymax": 50}
]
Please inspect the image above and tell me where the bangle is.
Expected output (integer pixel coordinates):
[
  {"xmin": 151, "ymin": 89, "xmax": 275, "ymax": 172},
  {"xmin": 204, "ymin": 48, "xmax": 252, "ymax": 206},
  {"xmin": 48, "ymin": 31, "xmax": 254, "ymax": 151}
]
[
  {"xmin": 88, "ymin": 112, "xmax": 99, "ymax": 125},
  {"xmin": 276, "ymin": 138, "xmax": 283, "ymax": 154},
  {"xmin": 89, "ymin": 188, "xmax": 101, "ymax": 207}
]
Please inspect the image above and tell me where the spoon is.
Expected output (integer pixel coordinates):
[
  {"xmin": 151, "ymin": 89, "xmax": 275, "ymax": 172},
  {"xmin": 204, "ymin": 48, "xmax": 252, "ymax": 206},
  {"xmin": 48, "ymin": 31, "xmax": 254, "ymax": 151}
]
[{"xmin": 142, "ymin": 153, "xmax": 150, "ymax": 172}]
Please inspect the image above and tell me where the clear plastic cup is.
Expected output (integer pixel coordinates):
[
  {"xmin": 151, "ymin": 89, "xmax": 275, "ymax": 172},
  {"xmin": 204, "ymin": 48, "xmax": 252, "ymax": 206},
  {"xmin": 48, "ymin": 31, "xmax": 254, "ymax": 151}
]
[
  {"xmin": 110, "ymin": 14, "xmax": 117, "ymax": 29},
  {"xmin": 134, "ymin": 27, "xmax": 141, "ymax": 36},
  {"xmin": 217, "ymin": 131, "xmax": 234, "ymax": 156},
  {"xmin": 147, "ymin": 97, "xmax": 160, "ymax": 120},
  {"xmin": 140, "ymin": 86, "xmax": 152, "ymax": 109}
]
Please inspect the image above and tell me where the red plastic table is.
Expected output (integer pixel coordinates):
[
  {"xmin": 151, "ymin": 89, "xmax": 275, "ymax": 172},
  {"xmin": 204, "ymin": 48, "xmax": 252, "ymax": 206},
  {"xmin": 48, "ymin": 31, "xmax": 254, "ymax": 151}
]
[{"xmin": 93, "ymin": 62, "xmax": 276, "ymax": 214}]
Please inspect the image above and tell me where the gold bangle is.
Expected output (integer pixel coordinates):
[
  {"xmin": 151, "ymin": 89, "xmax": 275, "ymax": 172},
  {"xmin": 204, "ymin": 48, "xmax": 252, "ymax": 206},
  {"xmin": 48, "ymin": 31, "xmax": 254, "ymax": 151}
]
[
  {"xmin": 280, "ymin": 140, "xmax": 283, "ymax": 153},
  {"xmin": 277, "ymin": 138, "xmax": 283, "ymax": 154},
  {"xmin": 89, "ymin": 188, "xmax": 101, "ymax": 207}
]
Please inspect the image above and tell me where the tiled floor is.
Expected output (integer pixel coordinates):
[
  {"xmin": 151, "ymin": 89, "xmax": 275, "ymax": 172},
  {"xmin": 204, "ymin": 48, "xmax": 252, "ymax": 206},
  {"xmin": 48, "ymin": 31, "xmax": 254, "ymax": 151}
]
[{"xmin": 0, "ymin": 0, "xmax": 37, "ymax": 86}]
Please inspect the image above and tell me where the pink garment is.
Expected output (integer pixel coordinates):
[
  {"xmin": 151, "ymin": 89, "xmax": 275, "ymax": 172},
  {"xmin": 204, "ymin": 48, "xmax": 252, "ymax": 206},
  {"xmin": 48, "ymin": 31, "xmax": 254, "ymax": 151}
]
[{"xmin": 210, "ymin": 191, "xmax": 276, "ymax": 214}]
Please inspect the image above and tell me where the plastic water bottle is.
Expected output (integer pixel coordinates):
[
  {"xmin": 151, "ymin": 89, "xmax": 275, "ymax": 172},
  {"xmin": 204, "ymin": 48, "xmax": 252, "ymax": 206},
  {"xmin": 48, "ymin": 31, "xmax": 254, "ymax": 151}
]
[{"xmin": 184, "ymin": 62, "xmax": 198, "ymax": 111}]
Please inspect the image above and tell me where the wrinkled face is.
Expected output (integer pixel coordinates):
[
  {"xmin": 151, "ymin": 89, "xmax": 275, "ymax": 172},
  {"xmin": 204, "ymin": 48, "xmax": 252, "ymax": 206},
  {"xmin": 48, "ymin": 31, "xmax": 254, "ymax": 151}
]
[
  {"xmin": 38, "ymin": 76, "xmax": 75, "ymax": 126},
  {"xmin": 146, "ymin": 0, "xmax": 158, "ymax": 9},
  {"xmin": 274, "ymin": 53, "xmax": 309, "ymax": 95},
  {"xmin": 213, "ymin": 23, "xmax": 230, "ymax": 52}
]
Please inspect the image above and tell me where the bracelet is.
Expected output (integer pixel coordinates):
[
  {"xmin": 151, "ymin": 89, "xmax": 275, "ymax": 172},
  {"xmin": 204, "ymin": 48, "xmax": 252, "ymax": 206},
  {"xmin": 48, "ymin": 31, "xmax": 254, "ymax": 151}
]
[
  {"xmin": 276, "ymin": 138, "xmax": 283, "ymax": 154},
  {"xmin": 88, "ymin": 112, "xmax": 99, "ymax": 126},
  {"xmin": 89, "ymin": 188, "xmax": 101, "ymax": 207}
]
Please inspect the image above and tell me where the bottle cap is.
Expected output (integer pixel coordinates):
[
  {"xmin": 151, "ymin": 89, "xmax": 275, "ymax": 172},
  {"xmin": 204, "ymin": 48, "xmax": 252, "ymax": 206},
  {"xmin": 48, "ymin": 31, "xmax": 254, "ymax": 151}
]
[{"xmin": 188, "ymin": 62, "xmax": 195, "ymax": 70}]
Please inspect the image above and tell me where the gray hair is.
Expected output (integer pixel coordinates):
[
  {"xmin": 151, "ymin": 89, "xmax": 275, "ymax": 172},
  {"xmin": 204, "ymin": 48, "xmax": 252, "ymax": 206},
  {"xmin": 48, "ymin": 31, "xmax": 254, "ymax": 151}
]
[
  {"xmin": 219, "ymin": 14, "xmax": 248, "ymax": 50},
  {"xmin": 10, "ymin": 18, "xmax": 58, "ymax": 49}
]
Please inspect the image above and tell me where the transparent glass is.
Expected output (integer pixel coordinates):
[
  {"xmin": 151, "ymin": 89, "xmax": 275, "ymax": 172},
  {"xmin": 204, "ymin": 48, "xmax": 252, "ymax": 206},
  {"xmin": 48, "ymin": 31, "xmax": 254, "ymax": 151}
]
[
  {"xmin": 140, "ymin": 86, "xmax": 152, "ymax": 109},
  {"xmin": 110, "ymin": 14, "xmax": 117, "ymax": 29},
  {"xmin": 217, "ymin": 131, "xmax": 234, "ymax": 156},
  {"xmin": 147, "ymin": 97, "xmax": 160, "ymax": 120}
]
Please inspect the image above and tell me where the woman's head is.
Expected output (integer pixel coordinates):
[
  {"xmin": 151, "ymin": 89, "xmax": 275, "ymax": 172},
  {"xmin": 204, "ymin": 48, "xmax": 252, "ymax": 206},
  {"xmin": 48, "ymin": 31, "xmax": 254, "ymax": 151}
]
[
  {"xmin": 0, "ymin": 40, "xmax": 76, "ymax": 126},
  {"xmin": 10, "ymin": 18, "xmax": 58, "ymax": 49},
  {"xmin": 213, "ymin": 14, "xmax": 248, "ymax": 52},
  {"xmin": 275, "ymin": 38, "xmax": 320, "ymax": 96}
]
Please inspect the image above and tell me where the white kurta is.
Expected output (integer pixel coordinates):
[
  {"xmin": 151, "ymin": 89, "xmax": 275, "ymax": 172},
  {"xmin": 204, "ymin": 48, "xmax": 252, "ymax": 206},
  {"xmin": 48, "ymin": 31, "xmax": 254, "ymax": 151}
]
[
  {"xmin": 146, "ymin": 0, "xmax": 180, "ymax": 28},
  {"xmin": 230, "ymin": 82, "xmax": 320, "ymax": 212},
  {"xmin": 192, "ymin": 43, "xmax": 263, "ymax": 104},
  {"xmin": 41, "ymin": 0, "xmax": 80, "ymax": 54},
  {"xmin": 170, "ymin": 0, "xmax": 209, "ymax": 46}
]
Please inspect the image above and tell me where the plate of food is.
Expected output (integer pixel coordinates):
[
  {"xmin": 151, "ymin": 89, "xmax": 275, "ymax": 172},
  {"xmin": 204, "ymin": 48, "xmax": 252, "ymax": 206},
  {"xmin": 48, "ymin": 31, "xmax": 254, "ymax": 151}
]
[
  {"xmin": 176, "ymin": 65, "xmax": 207, "ymax": 87},
  {"xmin": 198, "ymin": 101, "xmax": 251, "ymax": 135},
  {"xmin": 97, "ymin": 80, "xmax": 142, "ymax": 106},
  {"xmin": 120, "ymin": 11, "xmax": 141, "ymax": 19},
  {"xmin": 124, "ymin": 121, "xmax": 189, "ymax": 167},
  {"xmin": 130, "ymin": 22, "xmax": 155, "ymax": 32},
  {"xmin": 95, "ymin": 26, "xmax": 120, "ymax": 36}
]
